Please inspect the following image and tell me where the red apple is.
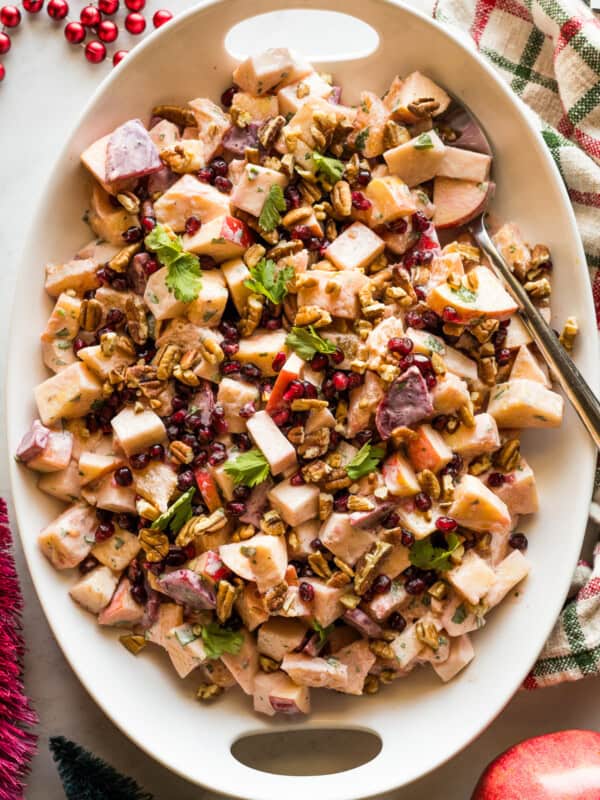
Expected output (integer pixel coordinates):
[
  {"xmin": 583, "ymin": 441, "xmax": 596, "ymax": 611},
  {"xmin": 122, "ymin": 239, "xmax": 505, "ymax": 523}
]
[
  {"xmin": 472, "ymin": 730, "xmax": 600, "ymax": 799},
  {"xmin": 432, "ymin": 177, "xmax": 494, "ymax": 229}
]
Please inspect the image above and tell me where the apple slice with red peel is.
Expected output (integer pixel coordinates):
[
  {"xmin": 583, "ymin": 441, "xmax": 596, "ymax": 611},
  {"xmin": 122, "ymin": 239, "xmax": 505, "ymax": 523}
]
[
  {"xmin": 471, "ymin": 730, "xmax": 600, "ymax": 799},
  {"xmin": 433, "ymin": 177, "xmax": 494, "ymax": 229}
]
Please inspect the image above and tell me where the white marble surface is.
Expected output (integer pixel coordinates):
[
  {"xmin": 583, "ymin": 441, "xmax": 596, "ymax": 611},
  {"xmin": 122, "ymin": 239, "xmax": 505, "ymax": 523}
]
[{"xmin": 1, "ymin": 2, "xmax": 599, "ymax": 798}]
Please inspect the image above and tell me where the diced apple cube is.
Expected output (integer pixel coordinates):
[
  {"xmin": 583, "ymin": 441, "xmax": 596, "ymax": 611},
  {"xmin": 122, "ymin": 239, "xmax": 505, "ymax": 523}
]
[
  {"xmin": 236, "ymin": 329, "xmax": 288, "ymax": 377},
  {"xmin": 111, "ymin": 407, "xmax": 166, "ymax": 456},
  {"xmin": 221, "ymin": 257, "xmax": 252, "ymax": 314},
  {"xmin": 486, "ymin": 549, "xmax": 530, "ymax": 608},
  {"xmin": 187, "ymin": 97, "xmax": 231, "ymax": 164},
  {"xmin": 382, "ymin": 452, "xmax": 420, "ymax": 497},
  {"xmin": 233, "ymin": 47, "xmax": 311, "ymax": 95},
  {"xmin": 231, "ymin": 164, "xmax": 288, "ymax": 217},
  {"xmin": 334, "ymin": 639, "xmax": 377, "ymax": 695},
  {"xmin": 216, "ymin": 377, "xmax": 259, "ymax": 434},
  {"xmin": 431, "ymin": 372, "xmax": 471, "ymax": 415},
  {"xmin": 428, "ymin": 252, "xmax": 465, "ymax": 287},
  {"xmin": 92, "ymin": 528, "xmax": 140, "ymax": 572},
  {"xmin": 427, "ymin": 266, "xmax": 517, "ymax": 322},
  {"xmin": 145, "ymin": 603, "xmax": 183, "ymax": 648},
  {"xmin": 231, "ymin": 91, "xmax": 279, "ymax": 123},
  {"xmin": 165, "ymin": 625, "xmax": 209, "ymax": 678},
  {"xmin": 220, "ymin": 533, "xmax": 288, "ymax": 593},
  {"xmin": 384, "ymin": 130, "xmax": 446, "ymax": 187},
  {"xmin": 325, "ymin": 222, "xmax": 384, "ymax": 271},
  {"xmin": 80, "ymin": 134, "xmax": 121, "ymax": 194},
  {"xmin": 144, "ymin": 267, "xmax": 187, "ymax": 321},
  {"xmin": 386, "ymin": 71, "xmax": 450, "ymax": 122},
  {"xmin": 287, "ymin": 519, "xmax": 320, "ymax": 560},
  {"xmin": 281, "ymin": 652, "xmax": 348, "ymax": 691},
  {"xmin": 347, "ymin": 370, "xmax": 385, "ymax": 438},
  {"xmin": 42, "ymin": 339, "xmax": 78, "ymax": 373},
  {"xmin": 488, "ymin": 458, "xmax": 539, "ymax": 516},
  {"xmin": 37, "ymin": 460, "xmax": 82, "ymax": 503},
  {"xmin": 492, "ymin": 223, "xmax": 531, "ymax": 281},
  {"xmin": 396, "ymin": 498, "xmax": 438, "ymax": 540},
  {"xmin": 98, "ymin": 577, "xmax": 143, "ymax": 626},
  {"xmin": 509, "ymin": 345, "xmax": 549, "ymax": 386},
  {"xmin": 366, "ymin": 578, "xmax": 408, "ymax": 620},
  {"xmin": 487, "ymin": 379, "xmax": 563, "ymax": 428},
  {"xmin": 41, "ymin": 293, "xmax": 82, "ymax": 342},
  {"xmin": 34, "ymin": 363, "xmax": 102, "ymax": 426},
  {"xmin": 154, "ymin": 174, "xmax": 230, "ymax": 231},
  {"xmin": 38, "ymin": 503, "xmax": 97, "ymax": 569},
  {"xmin": 268, "ymin": 479, "xmax": 319, "ymax": 526},
  {"xmin": 148, "ymin": 118, "xmax": 179, "ymax": 149},
  {"xmin": 258, "ymin": 618, "xmax": 307, "ymax": 662},
  {"xmin": 27, "ymin": 430, "xmax": 73, "ymax": 473},
  {"xmin": 319, "ymin": 513, "xmax": 374, "ymax": 566},
  {"xmin": 432, "ymin": 178, "xmax": 492, "ymax": 229},
  {"xmin": 449, "ymin": 474, "xmax": 511, "ymax": 536},
  {"xmin": 305, "ymin": 406, "xmax": 336, "ymax": 434},
  {"xmin": 443, "ymin": 413, "xmax": 500, "ymax": 459},
  {"xmin": 432, "ymin": 634, "xmax": 474, "ymax": 682},
  {"xmin": 348, "ymin": 91, "xmax": 390, "ymax": 157},
  {"xmin": 297, "ymin": 268, "xmax": 369, "ymax": 320},
  {"xmin": 133, "ymin": 461, "xmax": 178, "ymax": 513},
  {"xmin": 437, "ymin": 147, "xmax": 492, "ymax": 183},
  {"xmin": 390, "ymin": 623, "xmax": 424, "ymax": 669},
  {"xmin": 302, "ymin": 578, "xmax": 344, "ymax": 627},
  {"xmin": 221, "ymin": 629, "xmax": 259, "ymax": 695},
  {"xmin": 445, "ymin": 345, "xmax": 480, "ymax": 385},
  {"xmin": 78, "ymin": 451, "xmax": 123, "ymax": 485},
  {"xmin": 87, "ymin": 184, "xmax": 139, "ymax": 246},
  {"xmin": 447, "ymin": 550, "xmax": 497, "ymax": 605},
  {"xmin": 246, "ymin": 410, "xmax": 297, "ymax": 475},
  {"xmin": 183, "ymin": 214, "xmax": 252, "ymax": 261},
  {"xmin": 407, "ymin": 425, "xmax": 454, "ymax": 473},
  {"xmin": 366, "ymin": 316, "xmax": 405, "ymax": 369},
  {"xmin": 95, "ymin": 474, "xmax": 137, "ymax": 513},
  {"xmin": 365, "ymin": 175, "xmax": 415, "ymax": 226},
  {"xmin": 253, "ymin": 671, "xmax": 310, "ymax": 716},
  {"xmin": 277, "ymin": 71, "xmax": 333, "ymax": 114},
  {"xmin": 235, "ymin": 583, "xmax": 269, "ymax": 631},
  {"xmin": 187, "ymin": 270, "xmax": 228, "ymax": 327},
  {"xmin": 77, "ymin": 343, "xmax": 136, "ymax": 380},
  {"xmin": 70, "ymin": 566, "xmax": 119, "ymax": 615},
  {"xmin": 504, "ymin": 315, "xmax": 533, "ymax": 349},
  {"xmin": 45, "ymin": 258, "xmax": 100, "ymax": 298}
]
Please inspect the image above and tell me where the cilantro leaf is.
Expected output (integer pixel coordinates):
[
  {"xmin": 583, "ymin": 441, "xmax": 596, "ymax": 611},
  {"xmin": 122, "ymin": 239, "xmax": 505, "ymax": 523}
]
[
  {"xmin": 145, "ymin": 224, "xmax": 202, "ymax": 303},
  {"xmin": 224, "ymin": 449, "xmax": 271, "ymax": 487},
  {"xmin": 150, "ymin": 488, "xmax": 195, "ymax": 534},
  {"xmin": 201, "ymin": 623, "xmax": 244, "ymax": 660},
  {"xmin": 285, "ymin": 325, "xmax": 336, "ymax": 361},
  {"xmin": 311, "ymin": 152, "xmax": 345, "ymax": 184},
  {"xmin": 346, "ymin": 443, "xmax": 386, "ymax": 481},
  {"xmin": 409, "ymin": 533, "xmax": 461, "ymax": 573},
  {"xmin": 311, "ymin": 620, "xmax": 334, "ymax": 646},
  {"xmin": 244, "ymin": 258, "xmax": 294, "ymax": 305},
  {"xmin": 258, "ymin": 184, "xmax": 287, "ymax": 232},
  {"xmin": 413, "ymin": 133, "xmax": 434, "ymax": 150},
  {"xmin": 354, "ymin": 127, "xmax": 370, "ymax": 152}
]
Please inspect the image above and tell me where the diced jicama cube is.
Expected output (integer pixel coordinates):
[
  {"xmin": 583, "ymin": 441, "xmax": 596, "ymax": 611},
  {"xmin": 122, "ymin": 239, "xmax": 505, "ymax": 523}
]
[
  {"xmin": 277, "ymin": 71, "xmax": 333, "ymax": 114},
  {"xmin": 253, "ymin": 671, "xmax": 310, "ymax": 716},
  {"xmin": 268, "ymin": 479, "xmax": 319, "ymax": 527},
  {"xmin": 220, "ymin": 534, "xmax": 288, "ymax": 593},
  {"xmin": 390, "ymin": 623, "xmax": 424, "ymax": 669},
  {"xmin": 183, "ymin": 215, "xmax": 252, "ymax": 261},
  {"xmin": 287, "ymin": 519, "xmax": 320, "ymax": 560},
  {"xmin": 42, "ymin": 339, "xmax": 78, "ymax": 373},
  {"xmin": 34, "ymin": 363, "xmax": 103, "ymax": 426},
  {"xmin": 154, "ymin": 174, "xmax": 231, "ymax": 231},
  {"xmin": 148, "ymin": 118, "xmax": 179, "ymax": 149},
  {"xmin": 246, "ymin": 410, "xmax": 297, "ymax": 475},
  {"xmin": 187, "ymin": 270, "xmax": 228, "ymax": 327},
  {"xmin": 325, "ymin": 222, "xmax": 385, "ymax": 271},
  {"xmin": 377, "ymin": 545, "xmax": 411, "ymax": 580},
  {"xmin": 92, "ymin": 528, "xmax": 140, "ymax": 572},
  {"xmin": 281, "ymin": 653, "xmax": 348, "ymax": 691},
  {"xmin": 443, "ymin": 413, "xmax": 500, "ymax": 459},
  {"xmin": 385, "ymin": 71, "xmax": 451, "ymax": 122},
  {"xmin": 492, "ymin": 223, "xmax": 531, "ymax": 281},
  {"xmin": 486, "ymin": 549, "xmax": 530, "ymax": 608},
  {"xmin": 301, "ymin": 579, "xmax": 345, "ymax": 627},
  {"xmin": 431, "ymin": 372, "xmax": 471, "ymax": 415},
  {"xmin": 236, "ymin": 329, "xmax": 288, "ymax": 377},
  {"xmin": 396, "ymin": 498, "xmax": 438, "ymax": 540},
  {"xmin": 231, "ymin": 92, "xmax": 280, "ymax": 122},
  {"xmin": 221, "ymin": 257, "xmax": 252, "ymax": 314},
  {"xmin": 231, "ymin": 164, "xmax": 288, "ymax": 217},
  {"xmin": 277, "ymin": 585, "xmax": 312, "ymax": 618},
  {"xmin": 406, "ymin": 425, "xmax": 453, "ymax": 473},
  {"xmin": 37, "ymin": 460, "xmax": 81, "ymax": 503},
  {"xmin": 41, "ymin": 292, "xmax": 82, "ymax": 342},
  {"xmin": 70, "ymin": 566, "xmax": 119, "ymax": 615},
  {"xmin": 382, "ymin": 452, "xmax": 420, "ymax": 497},
  {"xmin": 216, "ymin": 377, "xmax": 259, "ymax": 434},
  {"xmin": 335, "ymin": 640, "xmax": 377, "ymax": 695},
  {"xmin": 447, "ymin": 550, "xmax": 497, "ymax": 605},
  {"xmin": 365, "ymin": 175, "xmax": 415, "ymax": 226},
  {"xmin": 487, "ymin": 379, "xmax": 563, "ymax": 428},
  {"xmin": 88, "ymin": 184, "xmax": 140, "ymax": 246},
  {"xmin": 97, "ymin": 578, "xmax": 143, "ymax": 626},
  {"xmin": 78, "ymin": 451, "xmax": 123, "ymax": 485},
  {"xmin": 38, "ymin": 503, "xmax": 97, "ymax": 569},
  {"xmin": 437, "ymin": 147, "xmax": 492, "ymax": 183},
  {"xmin": 165, "ymin": 624, "xmax": 209, "ymax": 678},
  {"xmin": 235, "ymin": 583, "xmax": 269, "ymax": 631},
  {"xmin": 384, "ymin": 130, "xmax": 446, "ymax": 187},
  {"xmin": 504, "ymin": 314, "xmax": 533, "ymax": 349},
  {"xmin": 297, "ymin": 268, "xmax": 369, "ymax": 319},
  {"xmin": 27, "ymin": 430, "xmax": 73, "ymax": 473},
  {"xmin": 441, "ymin": 592, "xmax": 482, "ymax": 636},
  {"xmin": 95, "ymin": 474, "xmax": 137, "ymax": 513},
  {"xmin": 45, "ymin": 258, "xmax": 100, "ymax": 298},
  {"xmin": 186, "ymin": 97, "xmax": 231, "ymax": 165},
  {"xmin": 221, "ymin": 629, "xmax": 259, "ymax": 695},
  {"xmin": 77, "ymin": 344, "xmax": 136, "ymax": 380},
  {"xmin": 144, "ymin": 267, "xmax": 187, "ymax": 321},
  {"xmin": 257, "ymin": 618, "xmax": 307, "ymax": 661},
  {"xmin": 347, "ymin": 371, "xmax": 385, "ymax": 438},
  {"xmin": 305, "ymin": 406, "xmax": 336, "ymax": 434},
  {"xmin": 366, "ymin": 578, "xmax": 408, "ymax": 620},
  {"xmin": 133, "ymin": 461, "xmax": 178, "ymax": 513},
  {"xmin": 427, "ymin": 266, "xmax": 517, "ymax": 322},
  {"xmin": 319, "ymin": 513, "xmax": 375, "ymax": 565},
  {"xmin": 111, "ymin": 407, "xmax": 166, "ymax": 456},
  {"xmin": 449, "ymin": 474, "xmax": 511, "ymax": 535},
  {"xmin": 488, "ymin": 458, "xmax": 539, "ymax": 516},
  {"xmin": 432, "ymin": 178, "xmax": 493, "ymax": 229},
  {"xmin": 509, "ymin": 345, "xmax": 549, "ymax": 386},
  {"xmin": 233, "ymin": 47, "xmax": 311, "ymax": 95},
  {"xmin": 145, "ymin": 603, "xmax": 183, "ymax": 648},
  {"xmin": 444, "ymin": 344, "xmax": 480, "ymax": 385},
  {"xmin": 348, "ymin": 91, "xmax": 390, "ymax": 157},
  {"xmin": 432, "ymin": 634, "xmax": 474, "ymax": 682}
]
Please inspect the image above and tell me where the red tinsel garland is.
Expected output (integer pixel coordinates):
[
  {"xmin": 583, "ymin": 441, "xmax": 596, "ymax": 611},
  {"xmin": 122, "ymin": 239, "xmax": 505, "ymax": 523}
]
[{"xmin": 0, "ymin": 499, "xmax": 38, "ymax": 800}]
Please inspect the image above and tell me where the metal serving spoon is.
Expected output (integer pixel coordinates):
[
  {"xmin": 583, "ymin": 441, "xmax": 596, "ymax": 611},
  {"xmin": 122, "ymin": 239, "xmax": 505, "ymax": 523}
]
[{"xmin": 439, "ymin": 103, "xmax": 600, "ymax": 448}]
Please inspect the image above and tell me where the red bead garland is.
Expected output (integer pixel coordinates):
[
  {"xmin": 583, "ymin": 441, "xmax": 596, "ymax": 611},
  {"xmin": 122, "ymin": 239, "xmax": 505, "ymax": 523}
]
[
  {"xmin": 0, "ymin": 62, "xmax": 5, "ymax": 80},
  {"xmin": 46, "ymin": 0, "xmax": 68, "ymax": 20},
  {"xmin": 0, "ymin": 5, "xmax": 21, "ymax": 27},
  {"xmin": 97, "ymin": 18, "xmax": 117, "ymax": 42},
  {"xmin": 124, "ymin": 11, "xmax": 144, "ymax": 33},
  {"xmin": 98, "ymin": 0, "xmax": 118, "ymax": 12},
  {"xmin": 84, "ymin": 38, "xmax": 105, "ymax": 61},
  {"xmin": 124, "ymin": 0, "xmax": 144, "ymax": 10},
  {"xmin": 112, "ymin": 47, "xmax": 127, "ymax": 65},
  {"xmin": 64, "ymin": 20, "xmax": 85, "ymax": 43},
  {"xmin": 152, "ymin": 8, "xmax": 171, "ymax": 27},
  {"xmin": 23, "ymin": 0, "xmax": 44, "ymax": 12},
  {"xmin": 0, "ymin": 31, "xmax": 10, "ymax": 53},
  {"xmin": 80, "ymin": 4, "xmax": 100, "ymax": 26}
]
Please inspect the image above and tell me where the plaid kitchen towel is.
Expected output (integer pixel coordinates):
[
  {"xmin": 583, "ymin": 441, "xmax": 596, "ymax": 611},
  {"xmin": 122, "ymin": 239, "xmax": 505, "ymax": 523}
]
[{"xmin": 433, "ymin": 0, "xmax": 600, "ymax": 686}]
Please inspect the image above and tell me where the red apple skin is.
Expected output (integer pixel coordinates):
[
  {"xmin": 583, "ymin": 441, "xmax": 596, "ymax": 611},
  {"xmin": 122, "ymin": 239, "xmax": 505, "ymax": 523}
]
[{"xmin": 472, "ymin": 730, "xmax": 600, "ymax": 800}]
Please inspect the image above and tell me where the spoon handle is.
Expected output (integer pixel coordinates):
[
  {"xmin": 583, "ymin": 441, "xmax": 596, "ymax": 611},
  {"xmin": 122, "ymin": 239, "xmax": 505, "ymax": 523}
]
[{"xmin": 470, "ymin": 216, "xmax": 600, "ymax": 450}]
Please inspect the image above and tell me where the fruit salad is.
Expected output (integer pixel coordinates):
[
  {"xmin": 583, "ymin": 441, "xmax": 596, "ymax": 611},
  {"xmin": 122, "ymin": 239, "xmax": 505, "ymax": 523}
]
[{"xmin": 17, "ymin": 47, "xmax": 570, "ymax": 717}]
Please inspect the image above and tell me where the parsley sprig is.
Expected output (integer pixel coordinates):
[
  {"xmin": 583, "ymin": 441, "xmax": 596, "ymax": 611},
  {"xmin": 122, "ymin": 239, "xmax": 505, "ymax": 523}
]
[
  {"xmin": 312, "ymin": 152, "xmax": 345, "ymax": 184},
  {"xmin": 409, "ymin": 533, "xmax": 461, "ymax": 572},
  {"xmin": 244, "ymin": 258, "xmax": 294, "ymax": 305},
  {"xmin": 150, "ymin": 488, "xmax": 195, "ymax": 534},
  {"xmin": 346, "ymin": 443, "xmax": 386, "ymax": 481},
  {"xmin": 145, "ymin": 224, "xmax": 202, "ymax": 303},
  {"xmin": 311, "ymin": 620, "xmax": 334, "ymax": 646},
  {"xmin": 258, "ymin": 184, "xmax": 287, "ymax": 232},
  {"xmin": 201, "ymin": 623, "xmax": 244, "ymax": 660},
  {"xmin": 224, "ymin": 449, "xmax": 270, "ymax": 487},
  {"xmin": 285, "ymin": 326, "xmax": 336, "ymax": 361}
]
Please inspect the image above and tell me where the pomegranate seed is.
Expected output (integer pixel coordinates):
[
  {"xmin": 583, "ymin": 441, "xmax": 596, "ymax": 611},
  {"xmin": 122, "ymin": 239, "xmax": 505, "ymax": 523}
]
[
  {"xmin": 399, "ymin": 353, "xmax": 415, "ymax": 372},
  {"xmin": 329, "ymin": 431, "xmax": 341, "ymax": 448},
  {"xmin": 333, "ymin": 493, "xmax": 349, "ymax": 512},
  {"xmin": 321, "ymin": 379, "xmax": 336, "ymax": 399},
  {"xmin": 165, "ymin": 547, "xmax": 188, "ymax": 567},
  {"xmin": 271, "ymin": 408, "xmax": 290, "ymax": 426},
  {"xmin": 226, "ymin": 501, "xmax": 246, "ymax": 517},
  {"xmin": 331, "ymin": 348, "xmax": 345, "ymax": 365},
  {"xmin": 357, "ymin": 169, "xmax": 371, "ymax": 186},
  {"xmin": 122, "ymin": 225, "xmax": 143, "ymax": 243},
  {"xmin": 405, "ymin": 577, "xmax": 426, "ymax": 595},
  {"xmin": 351, "ymin": 191, "xmax": 371, "ymax": 210},
  {"xmin": 106, "ymin": 308, "xmax": 124, "ymax": 327},
  {"xmin": 239, "ymin": 402, "xmax": 256, "ymax": 419},
  {"xmin": 95, "ymin": 521, "xmax": 114, "ymax": 542},
  {"xmin": 233, "ymin": 485, "xmax": 251, "ymax": 500},
  {"xmin": 197, "ymin": 166, "xmax": 215, "ymax": 184},
  {"xmin": 412, "ymin": 211, "xmax": 430, "ymax": 232},
  {"xmin": 221, "ymin": 85, "xmax": 236, "ymax": 107},
  {"xmin": 413, "ymin": 353, "xmax": 433, "ymax": 374},
  {"xmin": 496, "ymin": 348, "xmax": 511, "ymax": 365},
  {"xmin": 487, "ymin": 472, "xmax": 506, "ymax": 488},
  {"xmin": 432, "ymin": 415, "xmax": 448, "ymax": 432},
  {"xmin": 405, "ymin": 310, "xmax": 425, "ymax": 330},
  {"xmin": 426, "ymin": 372, "xmax": 437, "ymax": 388},
  {"xmin": 332, "ymin": 371, "xmax": 349, "ymax": 392},
  {"xmin": 262, "ymin": 318, "xmax": 280, "ymax": 331},
  {"xmin": 307, "ymin": 236, "xmax": 323, "ymax": 252},
  {"xmin": 283, "ymin": 380, "xmax": 305, "ymax": 402},
  {"xmin": 414, "ymin": 492, "xmax": 432, "ymax": 512},
  {"xmin": 290, "ymin": 472, "xmax": 305, "ymax": 486},
  {"xmin": 141, "ymin": 215, "xmax": 156, "ymax": 232},
  {"xmin": 382, "ymin": 512, "xmax": 399, "ymax": 529},
  {"xmin": 386, "ymin": 217, "xmax": 408, "ymax": 234},
  {"xmin": 171, "ymin": 409, "xmax": 187, "ymax": 425},
  {"xmin": 171, "ymin": 397, "xmax": 186, "ymax": 411},
  {"xmin": 442, "ymin": 306, "xmax": 460, "ymax": 323},
  {"xmin": 185, "ymin": 215, "xmax": 201, "ymax": 236},
  {"xmin": 310, "ymin": 538, "xmax": 323, "ymax": 551},
  {"xmin": 193, "ymin": 451, "xmax": 208, "ymax": 468},
  {"xmin": 400, "ymin": 529, "xmax": 414, "ymax": 547},
  {"xmin": 310, "ymin": 353, "xmax": 328, "ymax": 371},
  {"xmin": 272, "ymin": 352, "xmax": 286, "ymax": 372},
  {"xmin": 177, "ymin": 470, "xmax": 196, "ymax": 491},
  {"xmin": 415, "ymin": 286, "xmax": 427, "ymax": 302},
  {"xmin": 509, "ymin": 532, "xmax": 528, "ymax": 551},
  {"xmin": 222, "ymin": 341, "xmax": 239, "ymax": 357},
  {"xmin": 233, "ymin": 432, "xmax": 252, "ymax": 452},
  {"xmin": 114, "ymin": 466, "xmax": 133, "ymax": 486},
  {"xmin": 388, "ymin": 612, "xmax": 407, "ymax": 632},
  {"xmin": 436, "ymin": 516, "xmax": 458, "ymax": 533},
  {"xmin": 73, "ymin": 337, "xmax": 86, "ymax": 354},
  {"xmin": 299, "ymin": 582, "xmax": 315, "ymax": 602},
  {"xmin": 302, "ymin": 382, "xmax": 318, "ymax": 399},
  {"xmin": 221, "ymin": 360, "xmax": 241, "ymax": 375},
  {"xmin": 372, "ymin": 574, "xmax": 391, "ymax": 595},
  {"xmin": 146, "ymin": 444, "xmax": 164, "ymax": 462},
  {"xmin": 346, "ymin": 372, "xmax": 363, "ymax": 391},
  {"xmin": 214, "ymin": 175, "xmax": 232, "ymax": 193},
  {"xmin": 421, "ymin": 310, "xmax": 440, "ymax": 331},
  {"xmin": 388, "ymin": 337, "xmax": 414, "ymax": 356},
  {"xmin": 442, "ymin": 454, "xmax": 463, "ymax": 477},
  {"xmin": 284, "ymin": 185, "xmax": 302, "ymax": 209},
  {"xmin": 79, "ymin": 555, "xmax": 99, "ymax": 574},
  {"xmin": 130, "ymin": 452, "xmax": 150, "ymax": 470},
  {"xmin": 143, "ymin": 257, "xmax": 159, "ymax": 276},
  {"xmin": 211, "ymin": 158, "xmax": 228, "ymax": 177},
  {"xmin": 220, "ymin": 321, "xmax": 239, "ymax": 341},
  {"xmin": 240, "ymin": 363, "xmax": 261, "ymax": 381}
]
